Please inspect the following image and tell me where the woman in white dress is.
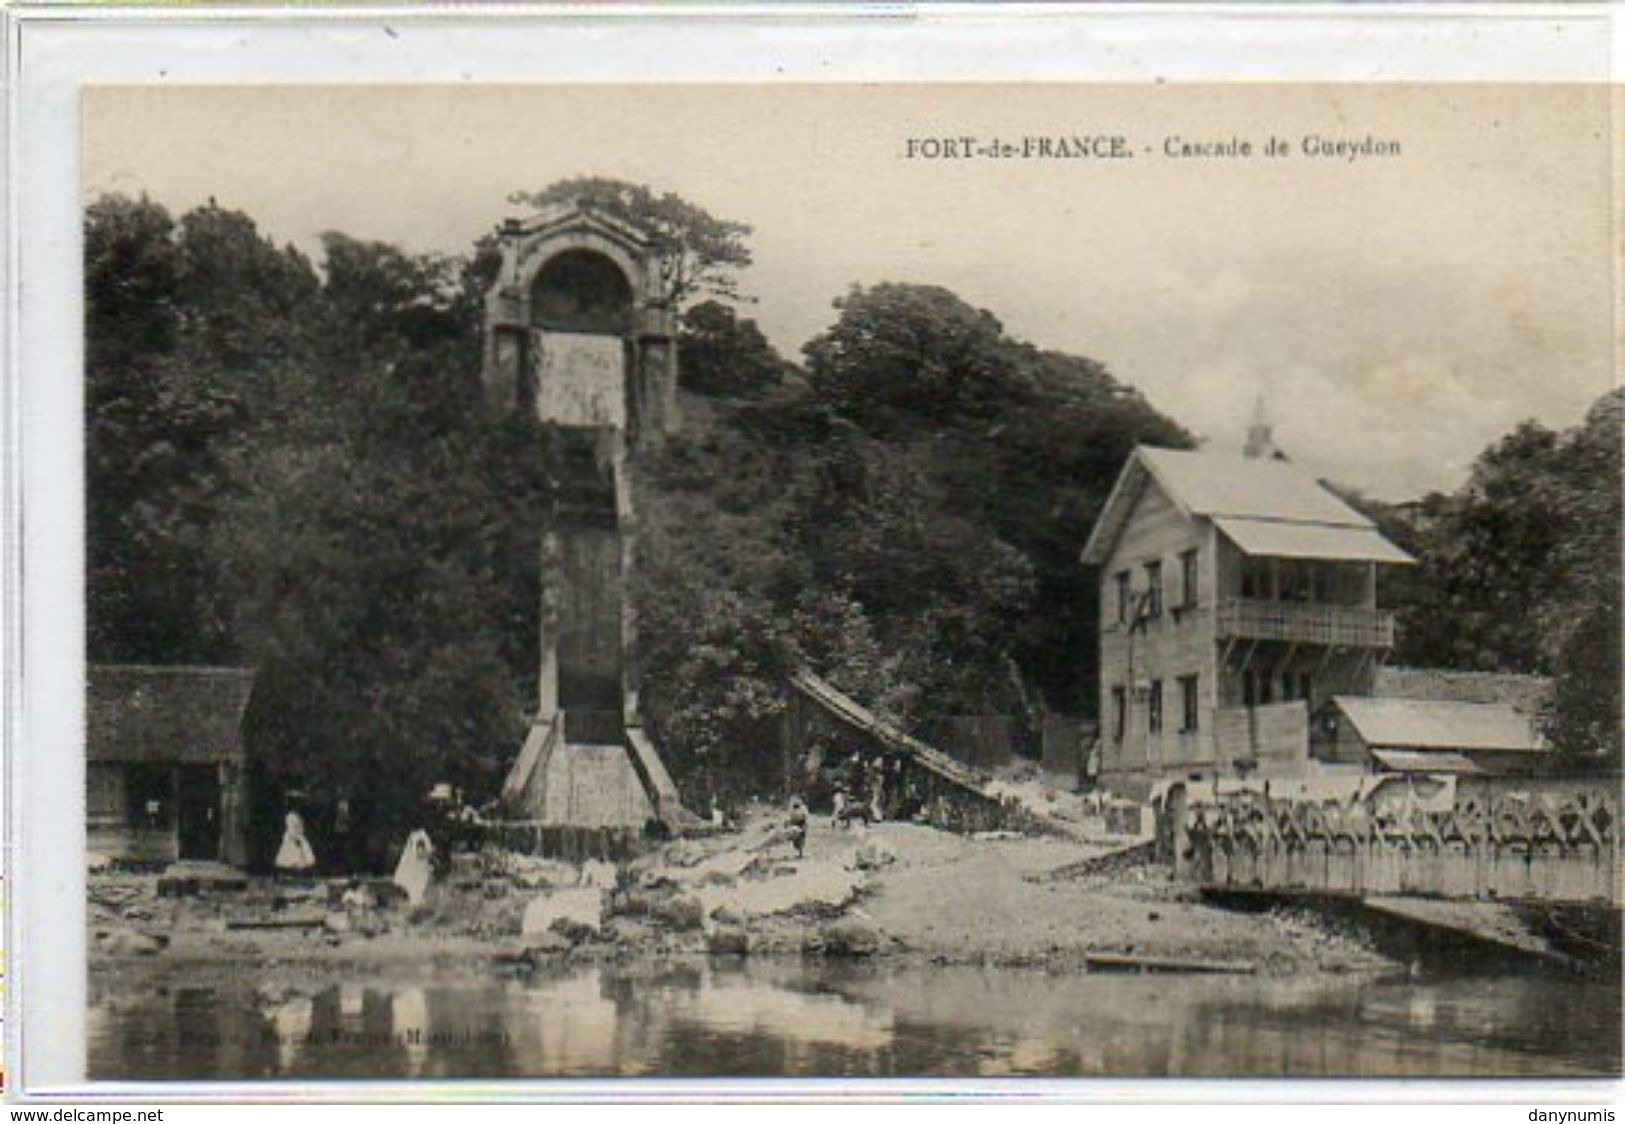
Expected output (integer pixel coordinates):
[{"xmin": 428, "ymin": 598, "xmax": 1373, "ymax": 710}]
[{"xmin": 275, "ymin": 809, "xmax": 317, "ymax": 876}]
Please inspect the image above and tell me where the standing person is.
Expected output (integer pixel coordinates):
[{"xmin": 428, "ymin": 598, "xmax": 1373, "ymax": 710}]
[
  {"xmin": 394, "ymin": 828, "xmax": 435, "ymax": 907},
  {"xmin": 830, "ymin": 784, "xmax": 848, "ymax": 829},
  {"xmin": 787, "ymin": 795, "xmax": 809, "ymax": 858},
  {"xmin": 866, "ymin": 757, "xmax": 887, "ymax": 823},
  {"xmin": 275, "ymin": 808, "xmax": 317, "ymax": 878}
]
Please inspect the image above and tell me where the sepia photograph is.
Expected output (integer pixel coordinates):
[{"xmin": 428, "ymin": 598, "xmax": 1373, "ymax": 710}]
[{"xmin": 77, "ymin": 81, "xmax": 1620, "ymax": 1082}]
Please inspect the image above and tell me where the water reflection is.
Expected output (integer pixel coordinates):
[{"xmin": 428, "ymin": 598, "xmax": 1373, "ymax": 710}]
[{"xmin": 89, "ymin": 961, "xmax": 1621, "ymax": 1081}]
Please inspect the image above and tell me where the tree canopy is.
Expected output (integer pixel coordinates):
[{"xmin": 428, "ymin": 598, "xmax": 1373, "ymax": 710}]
[
  {"xmin": 633, "ymin": 281, "xmax": 1193, "ymax": 802},
  {"xmin": 1355, "ymin": 388, "xmax": 1622, "ymax": 767},
  {"xmin": 86, "ymin": 194, "xmax": 546, "ymax": 869}
]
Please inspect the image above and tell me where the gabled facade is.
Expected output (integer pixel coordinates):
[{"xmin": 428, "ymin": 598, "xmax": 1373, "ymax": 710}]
[{"xmin": 1081, "ymin": 446, "xmax": 1413, "ymax": 795}]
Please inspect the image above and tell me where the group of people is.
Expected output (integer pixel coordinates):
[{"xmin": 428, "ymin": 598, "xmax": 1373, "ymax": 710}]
[
  {"xmin": 273, "ymin": 783, "xmax": 484, "ymax": 904},
  {"xmin": 780, "ymin": 751, "xmax": 929, "ymax": 858},
  {"xmin": 829, "ymin": 751, "xmax": 924, "ymax": 827}
]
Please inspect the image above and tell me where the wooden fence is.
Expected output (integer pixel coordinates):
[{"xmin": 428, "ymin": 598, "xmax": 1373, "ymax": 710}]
[{"xmin": 1168, "ymin": 775, "xmax": 1618, "ymax": 905}]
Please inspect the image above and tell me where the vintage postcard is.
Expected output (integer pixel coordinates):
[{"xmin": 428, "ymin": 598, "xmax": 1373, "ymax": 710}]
[{"xmin": 72, "ymin": 79, "xmax": 1620, "ymax": 1083}]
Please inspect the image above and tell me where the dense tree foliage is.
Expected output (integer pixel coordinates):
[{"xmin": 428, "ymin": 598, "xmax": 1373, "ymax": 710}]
[
  {"xmin": 676, "ymin": 301, "xmax": 792, "ymax": 398},
  {"xmin": 1357, "ymin": 389, "xmax": 1622, "ymax": 768},
  {"xmin": 635, "ymin": 283, "xmax": 1194, "ymax": 801},
  {"xmin": 86, "ymin": 197, "xmax": 322, "ymax": 664},
  {"xmin": 86, "ymin": 194, "xmax": 545, "ymax": 869},
  {"xmin": 802, "ymin": 284, "xmax": 1193, "ymax": 712}
]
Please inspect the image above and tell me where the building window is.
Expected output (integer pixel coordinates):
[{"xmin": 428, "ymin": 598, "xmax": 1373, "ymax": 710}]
[
  {"xmin": 1144, "ymin": 561, "xmax": 1163, "ymax": 619},
  {"xmin": 1148, "ymin": 680, "xmax": 1163, "ymax": 735},
  {"xmin": 1115, "ymin": 571, "xmax": 1132, "ymax": 626},
  {"xmin": 1298, "ymin": 672, "xmax": 1313, "ymax": 705},
  {"xmin": 125, "ymin": 763, "xmax": 173, "ymax": 830},
  {"xmin": 1243, "ymin": 668, "xmax": 1275, "ymax": 708},
  {"xmin": 1180, "ymin": 549, "xmax": 1199, "ymax": 610},
  {"xmin": 1180, "ymin": 675, "xmax": 1199, "ymax": 732},
  {"xmin": 1111, "ymin": 686, "xmax": 1127, "ymax": 741},
  {"xmin": 1240, "ymin": 557, "xmax": 1263, "ymax": 598},
  {"xmin": 1280, "ymin": 560, "xmax": 1315, "ymax": 602}
]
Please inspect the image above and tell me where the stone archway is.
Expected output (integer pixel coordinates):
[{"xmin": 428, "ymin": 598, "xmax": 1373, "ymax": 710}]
[{"xmin": 530, "ymin": 248, "xmax": 635, "ymax": 335}]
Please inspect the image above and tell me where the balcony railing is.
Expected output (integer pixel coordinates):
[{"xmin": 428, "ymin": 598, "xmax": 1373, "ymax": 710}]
[{"xmin": 1214, "ymin": 598, "xmax": 1395, "ymax": 648}]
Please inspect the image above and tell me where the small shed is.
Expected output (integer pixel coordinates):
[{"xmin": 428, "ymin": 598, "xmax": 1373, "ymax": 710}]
[
  {"xmin": 87, "ymin": 665, "xmax": 256, "ymax": 866},
  {"xmin": 1310, "ymin": 694, "xmax": 1550, "ymax": 777}
]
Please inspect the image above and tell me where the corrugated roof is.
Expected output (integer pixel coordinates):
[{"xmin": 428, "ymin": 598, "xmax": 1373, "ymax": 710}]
[
  {"xmin": 1370, "ymin": 749, "xmax": 1483, "ymax": 775},
  {"xmin": 1215, "ymin": 516, "xmax": 1415, "ymax": 565},
  {"xmin": 88, "ymin": 666, "xmax": 255, "ymax": 764},
  {"xmin": 1330, "ymin": 695, "xmax": 1546, "ymax": 754},
  {"xmin": 1081, "ymin": 445, "xmax": 1411, "ymax": 566},
  {"xmin": 1139, "ymin": 447, "xmax": 1372, "ymax": 526}
]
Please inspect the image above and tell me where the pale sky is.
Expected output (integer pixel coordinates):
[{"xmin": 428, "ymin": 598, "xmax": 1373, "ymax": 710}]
[{"xmin": 84, "ymin": 83, "xmax": 1615, "ymax": 500}]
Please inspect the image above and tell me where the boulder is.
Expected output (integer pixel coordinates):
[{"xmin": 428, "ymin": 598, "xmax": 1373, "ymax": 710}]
[
  {"xmin": 98, "ymin": 928, "xmax": 167, "ymax": 956},
  {"xmin": 524, "ymin": 931, "xmax": 575, "ymax": 957},
  {"xmin": 521, "ymin": 887, "xmax": 603, "ymax": 939},
  {"xmin": 506, "ymin": 856, "xmax": 580, "ymax": 890},
  {"xmin": 548, "ymin": 916, "xmax": 595, "ymax": 946},
  {"xmin": 579, "ymin": 860, "xmax": 619, "ymax": 889},
  {"xmin": 853, "ymin": 839, "xmax": 897, "ymax": 870},
  {"xmin": 652, "ymin": 894, "xmax": 705, "ymax": 931},
  {"xmin": 492, "ymin": 946, "xmax": 536, "ymax": 970},
  {"xmin": 707, "ymin": 928, "xmax": 750, "ymax": 957},
  {"xmin": 708, "ymin": 904, "xmax": 748, "ymax": 929},
  {"xmin": 815, "ymin": 919, "xmax": 883, "ymax": 958}
]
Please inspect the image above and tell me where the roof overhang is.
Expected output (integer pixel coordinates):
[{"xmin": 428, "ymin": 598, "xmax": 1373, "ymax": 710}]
[
  {"xmin": 1330, "ymin": 694, "xmax": 1545, "ymax": 754},
  {"xmin": 1371, "ymin": 749, "xmax": 1482, "ymax": 775},
  {"xmin": 1215, "ymin": 516, "xmax": 1415, "ymax": 565}
]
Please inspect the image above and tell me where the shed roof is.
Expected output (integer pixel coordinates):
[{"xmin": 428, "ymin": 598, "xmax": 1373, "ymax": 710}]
[
  {"xmin": 88, "ymin": 665, "xmax": 255, "ymax": 764},
  {"xmin": 1328, "ymin": 695, "xmax": 1546, "ymax": 755},
  {"xmin": 1214, "ymin": 516, "xmax": 1416, "ymax": 565},
  {"xmin": 1081, "ymin": 446, "xmax": 1411, "ymax": 566}
]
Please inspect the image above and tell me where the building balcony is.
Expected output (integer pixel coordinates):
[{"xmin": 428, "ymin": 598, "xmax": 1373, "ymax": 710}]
[{"xmin": 1214, "ymin": 597, "xmax": 1395, "ymax": 648}]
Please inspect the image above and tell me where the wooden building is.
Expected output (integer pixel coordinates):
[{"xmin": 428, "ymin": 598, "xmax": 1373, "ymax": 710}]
[
  {"xmin": 87, "ymin": 665, "xmax": 255, "ymax": 866},
  {"xmin": 1310, "ymin": 694, "xmax": 1552, "ymax": 777},
  {"xmin": 1080, "ymin": 445, "xmax": 1414, "ymax": 795}
]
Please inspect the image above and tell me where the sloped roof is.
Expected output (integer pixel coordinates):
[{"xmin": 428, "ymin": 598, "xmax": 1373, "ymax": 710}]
[
  {"xmin": 1081, "ymin": 446, "xmax": 1412, "ymax": 566},
  {"xmin": 1213, "ymin": 516, "xmax": 1415, "ymax": 565},
  {"xmin": 88, "ymin": 666, "xmax": 255, "ymax": 764},
  {"xmin": 510, "ymin": 201, "xmax": 659, "ymax": 254},
  {"xmin": 1139, "ymin": 447, "xmax": 1372, "ymax": 526},
  {"xmin": 1328, "ymin": 695, "xmax": 1546, "ymax": 754}
]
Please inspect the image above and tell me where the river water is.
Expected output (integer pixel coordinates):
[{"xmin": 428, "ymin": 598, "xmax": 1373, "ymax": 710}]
[{"xmin": 89, "ymin": 960, "xmax": 1620, "ymax": 1080}]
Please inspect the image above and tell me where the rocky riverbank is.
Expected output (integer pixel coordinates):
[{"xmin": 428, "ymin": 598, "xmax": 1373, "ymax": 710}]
[{"xmin": 89, "ymin": 805, "xmax": 1398, "ymax": 991}]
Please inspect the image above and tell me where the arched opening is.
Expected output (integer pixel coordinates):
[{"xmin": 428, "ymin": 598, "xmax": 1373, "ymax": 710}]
[{"xmin": 530, "ymin": 249, "xmax": 635, "ymax": 335}]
